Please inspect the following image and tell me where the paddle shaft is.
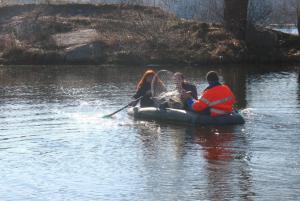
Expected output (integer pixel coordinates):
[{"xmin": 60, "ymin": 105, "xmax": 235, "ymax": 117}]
[{"xmin": 103, "ymin": 96, "xmax": 143, "ymax": 118}]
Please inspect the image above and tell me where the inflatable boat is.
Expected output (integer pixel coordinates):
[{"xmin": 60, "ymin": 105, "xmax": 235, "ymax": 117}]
[{"xmin": 128, "ymin": 107, "xmax": 245, "ymax": 125}]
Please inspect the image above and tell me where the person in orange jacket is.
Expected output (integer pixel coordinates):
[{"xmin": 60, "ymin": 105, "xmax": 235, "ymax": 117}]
[{"xmin": 183, "ymin": 71, "xmax": 236, "ymax": 117}]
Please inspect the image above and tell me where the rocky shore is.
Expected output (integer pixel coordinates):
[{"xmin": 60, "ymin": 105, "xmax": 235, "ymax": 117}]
[{"xmin": 0, "ymin": 4, "xmax": 299, "ymax": 65}]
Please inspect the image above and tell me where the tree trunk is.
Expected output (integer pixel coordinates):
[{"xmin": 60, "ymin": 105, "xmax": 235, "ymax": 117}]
[
  {"xmin": 224, "ymin": 0, "xmax": 249, "ymax": 40},
  {"xmin": 297, "ymin": 0, "xmax": 300, "ymax": 35},
  {"xmin": 298, "ymin": 17, "xmax": 300, "ymax": 35}
]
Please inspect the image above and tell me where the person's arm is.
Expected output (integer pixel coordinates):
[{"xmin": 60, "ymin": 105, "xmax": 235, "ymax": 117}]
[
  {"xmin": 131, "ymin": 86, "xmax": 145, "ymax": 106},
  {"xmin": 182, "ymin": 82, "xmax": 198, "ymax": 100},
  {"xmin": 187, "ymin": 98, "xmax": 208, "ymax": 112},
  {"xmin": 133, "ymin": 86, "xmax": 143, "ymax": 99},
  {"xmin": 191, "ymin": 85, "xmax": 198, "ymax": 100},
  {"xmin": 186, "ymin": 91, "xmax": 210, "ymax": 112}
]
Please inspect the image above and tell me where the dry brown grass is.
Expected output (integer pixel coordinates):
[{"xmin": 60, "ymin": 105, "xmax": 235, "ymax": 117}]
[
  {"xmin": 0, "ymin": 34, "xmax": 25, "ymax": 54},
  {"xmin": 0, "ymin": 3, "xmax": 254, "ymax": 65}
]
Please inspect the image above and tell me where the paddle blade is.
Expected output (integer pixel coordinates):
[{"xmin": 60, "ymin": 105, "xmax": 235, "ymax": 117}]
[
  {"xmin": 102, "ymin": 113, "xmax": 117, "ymax": 118},
  {"xmin": 102, "ymin": 96, "xmax": 142, "ymax": 118}
]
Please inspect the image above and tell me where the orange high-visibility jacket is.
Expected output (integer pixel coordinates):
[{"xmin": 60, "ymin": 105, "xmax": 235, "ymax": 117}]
[{"xmin": 188, "ymin": 84, "xmax": 236, "ymax": 117}]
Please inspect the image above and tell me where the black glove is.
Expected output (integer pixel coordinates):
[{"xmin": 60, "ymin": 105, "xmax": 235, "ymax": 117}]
[{"xmin": 129, "ymin": 99, "xmax": 139, "ymax": 107}]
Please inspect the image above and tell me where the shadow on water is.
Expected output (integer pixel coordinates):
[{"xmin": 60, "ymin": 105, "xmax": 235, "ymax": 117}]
[{"xmin": 222, "ymin": 67, "xmax": 247, "ymax": 109}]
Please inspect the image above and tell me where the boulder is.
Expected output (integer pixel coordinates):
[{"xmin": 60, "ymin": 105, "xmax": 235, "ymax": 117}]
[{"xmin": 65, "ymin": 41, "xmax": 106, "ymax": 64}]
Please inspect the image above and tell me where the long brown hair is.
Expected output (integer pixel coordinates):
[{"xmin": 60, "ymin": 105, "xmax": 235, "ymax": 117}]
[{"xmin": 137, "ymin": 70, "xmax": 155, "ymax": 89}]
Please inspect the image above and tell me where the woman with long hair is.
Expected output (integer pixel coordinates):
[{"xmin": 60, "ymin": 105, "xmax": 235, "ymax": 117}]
[{"xmin": 132, "ymin": 70, "xmax": 156, "ymax": 107}]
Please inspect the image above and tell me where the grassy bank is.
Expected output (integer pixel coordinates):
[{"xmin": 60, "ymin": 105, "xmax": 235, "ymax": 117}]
[{"xmin": 0, "ymin": 4, "xmax": 299, "ymax": 65}]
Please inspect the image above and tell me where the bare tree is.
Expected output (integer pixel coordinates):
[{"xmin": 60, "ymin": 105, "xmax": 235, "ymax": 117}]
[
  {"xmin": 297, "ymin": 0, "xmax": 300, "ymax": 34},
  {"xmin": 193, "ymin": 0, "xmax": 223, "ymax": 22},
  {"xmin": 0, "ymin": 0, "xmax": 8, "ymax": 6},
  {"xmin": 224, "ymin": 0, "xmax": 249, "ymax": 40},
  {"xmin": 159, "ymin": 0, "xmax": 178, "ymax": 10},
  {"xmin": 247, "ymin": 0, "xmax": 272, "ymax": 26}
]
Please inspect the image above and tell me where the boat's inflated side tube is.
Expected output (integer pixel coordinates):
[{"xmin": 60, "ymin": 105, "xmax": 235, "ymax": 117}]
[{"xmin": 128, "ymin": 107, "xmax": 245, "ymax": 125}]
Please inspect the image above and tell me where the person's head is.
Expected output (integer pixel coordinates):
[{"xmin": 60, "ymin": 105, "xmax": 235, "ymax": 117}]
[
  {"xmin": 173, "ymin": 72, "xmax": 184, "ymax": 86},
  {"xmin": 137, "ymin": 69, "xmax": 155, "ymax": 89},
  {"xmin": 206, "ymin": 71, "xmax": 219, "ymax": 84}
]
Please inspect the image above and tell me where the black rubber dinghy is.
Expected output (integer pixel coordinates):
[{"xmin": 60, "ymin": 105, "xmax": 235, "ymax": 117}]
[{"xmin": 128, "ymin": 107, "xmax": 245, "ymax": 125}]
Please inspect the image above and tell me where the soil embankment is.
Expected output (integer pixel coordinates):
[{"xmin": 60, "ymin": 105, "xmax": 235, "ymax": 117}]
[{"xmin": 0, "ymin": 4, "xmax": 299, "ymax": 65}]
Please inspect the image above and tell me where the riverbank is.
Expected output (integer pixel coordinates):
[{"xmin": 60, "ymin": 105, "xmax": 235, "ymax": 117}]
[{"xmin": 0, "ymin": 4, "xmax": 299, "ymax": 65}]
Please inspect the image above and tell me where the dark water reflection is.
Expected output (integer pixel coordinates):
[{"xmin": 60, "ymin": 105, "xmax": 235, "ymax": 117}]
[{"xmin": 0, "ymin": 65, "xmax": 299, "ymax": 200}]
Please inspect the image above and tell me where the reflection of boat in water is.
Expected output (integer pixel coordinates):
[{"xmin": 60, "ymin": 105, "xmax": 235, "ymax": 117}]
[
  {"xmin": 188, "ymin": 126, "xmax": 236, "ymax": 161},
  {"xmin": 128, "ymin": 107, "xmax": 245, "ymax": 125}
]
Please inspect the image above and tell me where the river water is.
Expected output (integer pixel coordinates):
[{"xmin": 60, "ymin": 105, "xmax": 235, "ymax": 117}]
[
  {"xmin": 0, "ymin": 65, "xmax": 299, "ymax": 201},
  {"xmin": 274, "ymin": 27, "xmax": 299, "ymax": 36}
]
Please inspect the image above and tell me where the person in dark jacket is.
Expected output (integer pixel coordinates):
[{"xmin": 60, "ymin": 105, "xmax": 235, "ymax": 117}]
[
  {"xmin": 169, "ymin": 72, "xmax": 197, "ymax": 110},
  {"xmin": 132, "ymin": 70, "xmax": 156, "ymax": 107},
  {"xmin": 159, "ymin": 72, "xmax": 198, "ymax": 110},
  {"xmin": 174, "ymin": 72, "xmax": 198, "ymax": 100}
]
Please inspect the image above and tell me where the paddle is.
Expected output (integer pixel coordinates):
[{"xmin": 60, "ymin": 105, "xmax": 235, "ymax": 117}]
[{"xmin": 102, "ymin": 96, "xmax": 143, "ymax": 118}]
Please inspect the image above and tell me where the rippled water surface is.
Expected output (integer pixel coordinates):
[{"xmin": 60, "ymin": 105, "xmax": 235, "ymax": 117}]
[{"xmin": 0, "ymin": 65, "xmax": 299, "ymax": 201}]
